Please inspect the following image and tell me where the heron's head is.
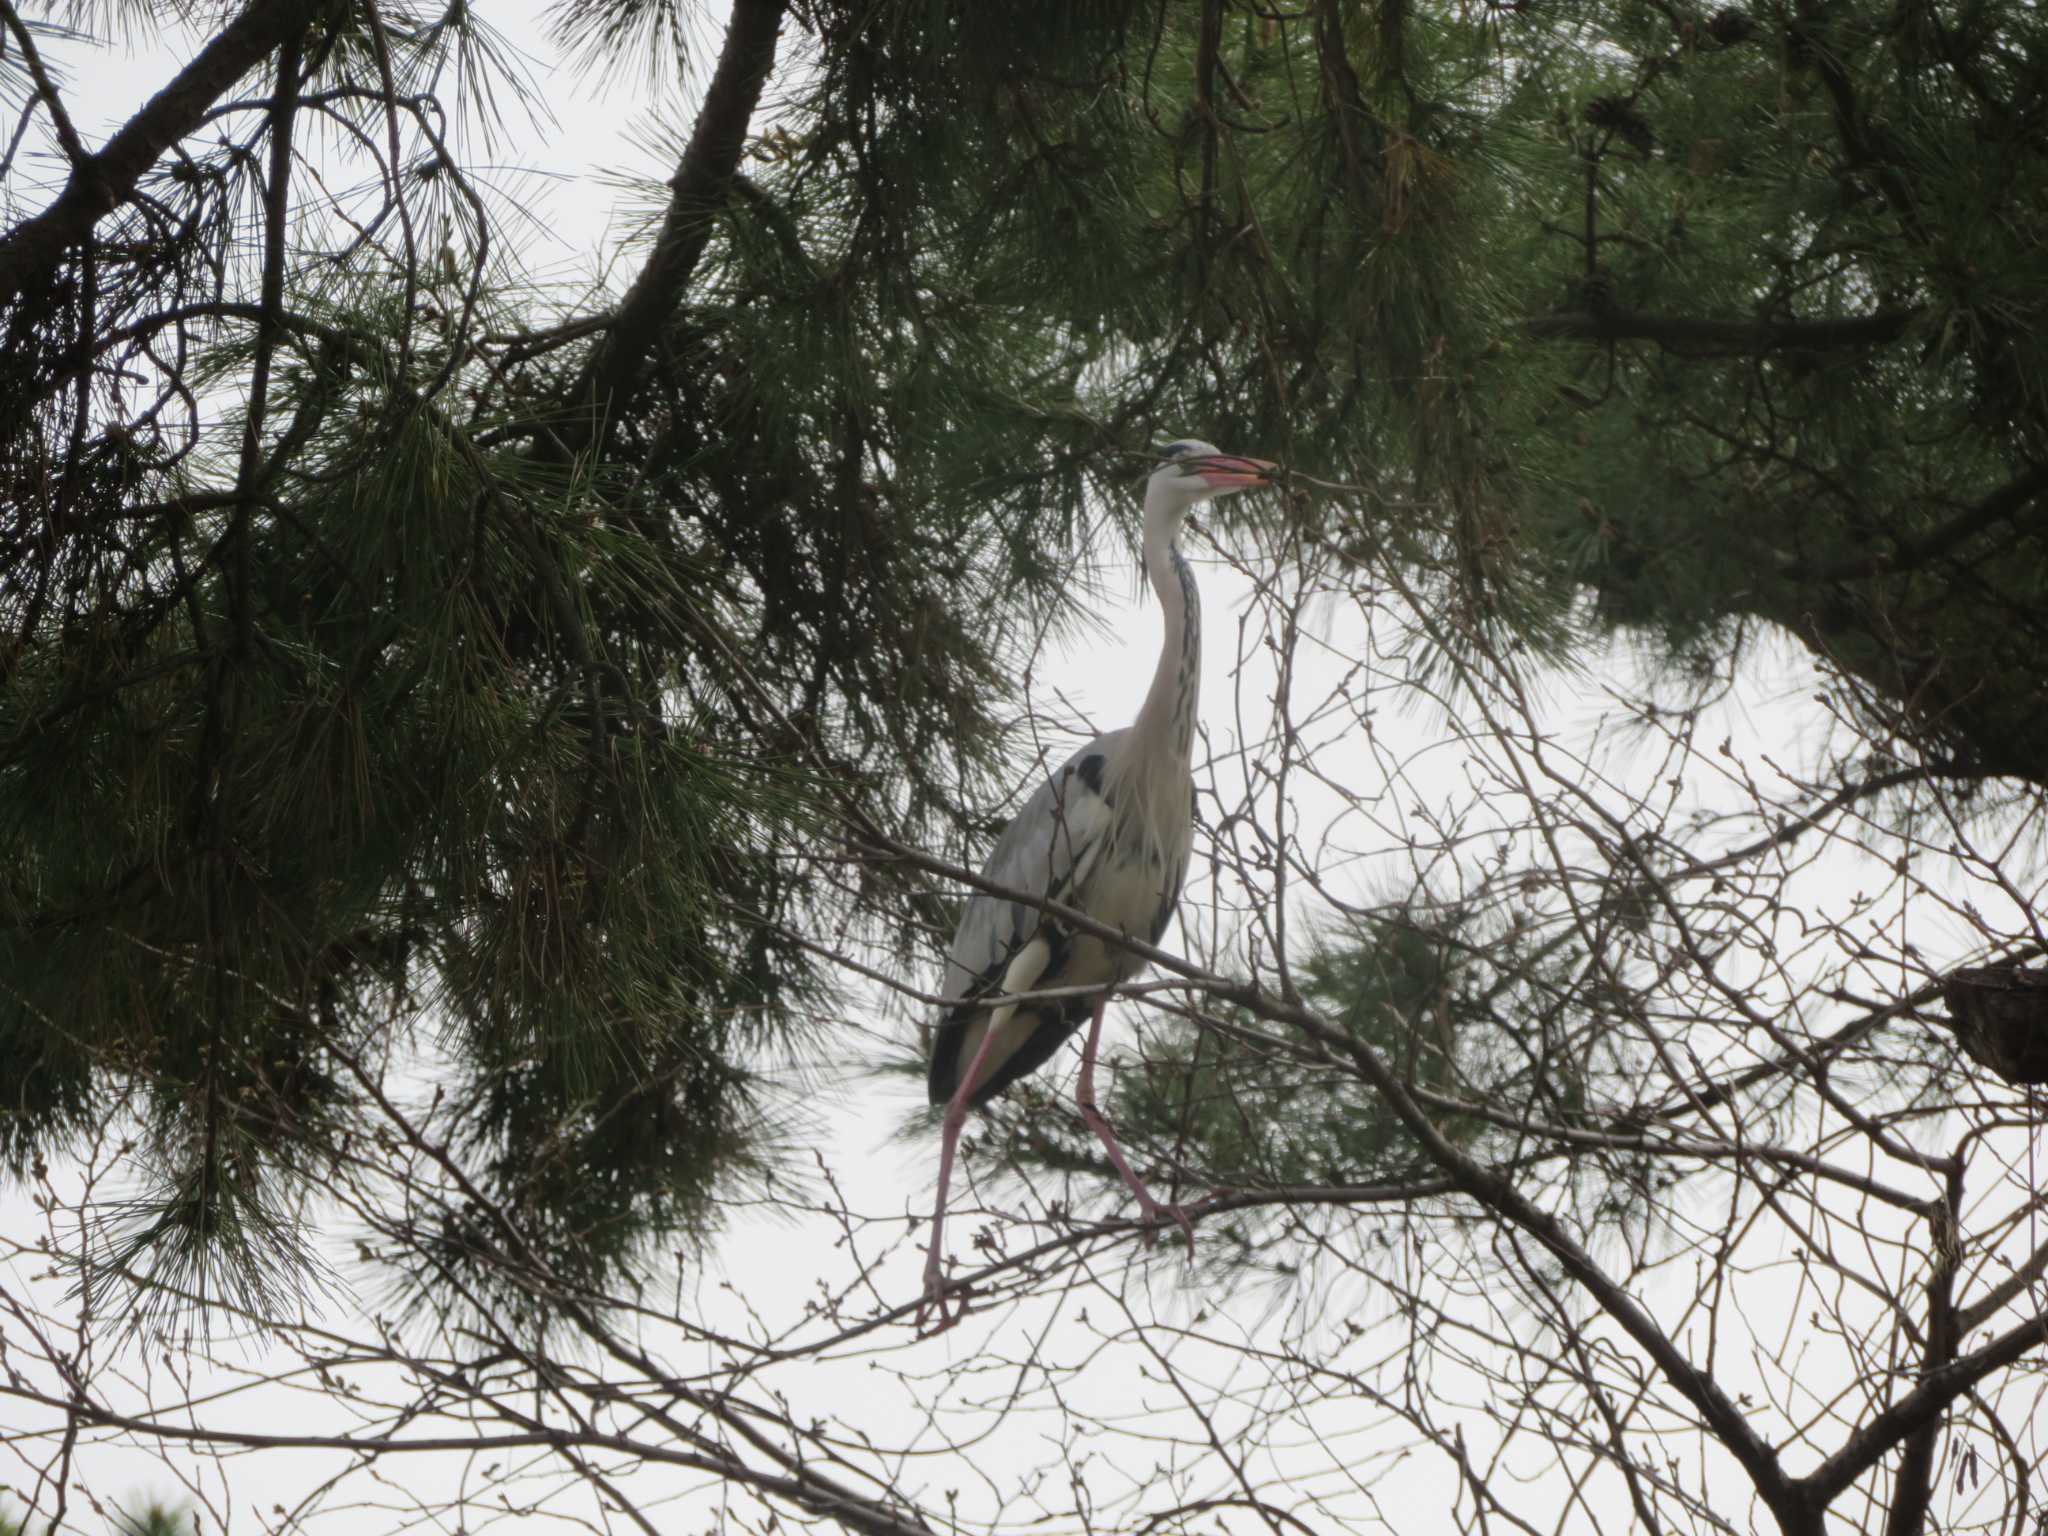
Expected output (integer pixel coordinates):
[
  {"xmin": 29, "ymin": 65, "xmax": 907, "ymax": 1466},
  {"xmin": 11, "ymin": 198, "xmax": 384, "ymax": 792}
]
[{"xmin": 1147, "ymin": 439, "xmax": 1277, "ymax": 509}]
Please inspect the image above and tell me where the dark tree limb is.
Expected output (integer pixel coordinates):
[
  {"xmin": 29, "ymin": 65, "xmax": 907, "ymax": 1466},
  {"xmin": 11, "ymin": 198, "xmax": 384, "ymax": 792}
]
[
  {"xmin": 0, "ymin": 0, "xmax": 326, "ymax": 305},
  {"xmin": 1880, "ymin": 1169, "xmax": 1962, "ymax": 1536},
  {"xmin": 1731, "ymin": 573, "xmax": 2048, "ymax": 787},
  {"xmin": 231, "ymin": 26, "xmax": 305, "ymax": 653},
  {"xmin": 1958, "ymin": 1232, "xmax": 2048, "ymax": 1336},
  {"xmin": 555, "ymin": 0, "xmax": 785, "ymax": 462},
  {"xmin": 1800, "ymin": 1303, "xmax": 2048, "ymax": 1506},
  {"xmin": 848, "ymin": 823, "xmax": 1821, "ymax": 1536},
  {"xmin": 1312, "ymin": 0, "xmax": 1379, "ymax": 217},
  {"xmin": 1526, "ymin": 304, "xmax": 1921, "ymax": 355},
  {"xmin": 1790, "ymin": 0, "xmax": 1931, "ymax": 249},
  {"xmin": 1781, "ymin": 463, "xmax": 2048, "ymax": 581},
  {"xmin": 0, "ymin": 0, "xmax": 89, "ymax": 169}
]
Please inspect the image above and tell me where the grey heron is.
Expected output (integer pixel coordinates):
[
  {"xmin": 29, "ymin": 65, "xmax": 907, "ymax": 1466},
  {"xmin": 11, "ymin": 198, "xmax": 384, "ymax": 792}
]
[{"xmin": 920, "ymin": 440, "xmax": 1276, "ymax": 1326}]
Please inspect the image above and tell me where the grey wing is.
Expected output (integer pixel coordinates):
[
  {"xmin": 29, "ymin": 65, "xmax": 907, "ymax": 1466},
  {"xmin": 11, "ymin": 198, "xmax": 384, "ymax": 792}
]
[
  {"xmin": 926, "ymin": 735, "xmax": 1123, "ymax": 1106},
  {"xmin": 940, "ymin": 736, "xmax": 1122, "ymax": 1006}
]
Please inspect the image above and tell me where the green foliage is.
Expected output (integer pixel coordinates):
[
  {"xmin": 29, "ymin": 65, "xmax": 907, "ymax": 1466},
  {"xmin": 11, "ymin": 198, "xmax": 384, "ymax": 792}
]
[
  {"xmin": 109, "ymin": 1500, "xmax": 189, "ymax": 1536},
  {"xmin": 6, "ymin": 0, "xmax": 2045, "ymax": 1322},
  {"xmin": 789, "ymin": 0, "xmax": 2048, "ymax": 766},
  {"xmin": 980, "ymin": 898, "xmax": 1645, "ymax": 1270},
  {"xmin": 0, "ymin": 275, "xmax": 822, "ymax": 1320},
  {"xmin": 0, "ymin": 1495, "xmax": 190, "ymax": 1536},
  {"xmin": 1, "ymin": 0, "xmax": 914, "ymax": 1321},
  {"xmin": 1127, "ymin": 917, "xmax": 1495, "ymax": 1191}
]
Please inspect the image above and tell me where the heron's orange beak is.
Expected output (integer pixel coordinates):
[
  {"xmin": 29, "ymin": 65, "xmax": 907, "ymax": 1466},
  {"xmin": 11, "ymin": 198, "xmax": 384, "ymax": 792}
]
[{"xmin": 1195, "ymin": 456, "xmax": 1277, "ymax": 489}]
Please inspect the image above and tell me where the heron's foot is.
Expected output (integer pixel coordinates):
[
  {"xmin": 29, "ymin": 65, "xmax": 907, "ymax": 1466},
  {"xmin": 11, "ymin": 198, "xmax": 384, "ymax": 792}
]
[
  {"xmin": 916, "ymin": 1254, "xmax": 965, "ymax": 1335},
  {"xmin": 1131, "ymin": 1193, "xmax": 1200, "ymax": 1255}
]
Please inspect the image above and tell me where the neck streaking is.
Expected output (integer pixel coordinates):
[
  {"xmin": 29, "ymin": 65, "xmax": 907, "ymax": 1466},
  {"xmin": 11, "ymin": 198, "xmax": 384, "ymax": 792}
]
[{"xmin": 1131, "ymin": 494, "xmax": 1201, "ymax": 765}]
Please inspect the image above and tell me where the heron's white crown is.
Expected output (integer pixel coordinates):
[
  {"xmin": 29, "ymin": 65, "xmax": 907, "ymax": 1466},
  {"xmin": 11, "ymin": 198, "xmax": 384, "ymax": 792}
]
[{"xmin": 1146, "ymin": 439, "xmax": 1275, "ymax": 511}]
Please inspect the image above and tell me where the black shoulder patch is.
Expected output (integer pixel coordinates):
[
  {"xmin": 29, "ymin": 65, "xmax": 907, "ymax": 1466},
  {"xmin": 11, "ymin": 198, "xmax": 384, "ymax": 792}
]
[{"xmin": 1076, "ymin": 753, "xmax": 1106, "ymax": 794}]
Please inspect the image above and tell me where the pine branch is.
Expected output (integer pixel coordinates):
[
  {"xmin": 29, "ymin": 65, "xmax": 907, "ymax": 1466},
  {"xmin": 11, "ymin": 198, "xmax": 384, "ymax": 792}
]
[
  {"xmin": 1779, "ymin": 463, "xmax": 2048, "ymax": 581},
  {"xmin": 554, "ymin": 0, "xmax": 786, "ymax": 462},
  {"xmin": 0, "ymin": 0, "xmax": 88, "ymax": 169},
  {"xmin": 1526, "ymin": 304, "xmax": 1921, "ymax": 354},
  {"xmin": 1312, "ymin": 0, "xmax": 1379, "ymax": 216},
  {"xmin": 0, "ymin": 0, "xmax": 326, "ymax": 305}
]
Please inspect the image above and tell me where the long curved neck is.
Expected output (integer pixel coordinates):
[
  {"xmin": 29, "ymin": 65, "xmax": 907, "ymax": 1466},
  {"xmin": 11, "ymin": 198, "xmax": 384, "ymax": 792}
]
[{"xmin": 1130, "ymin": 487, "xmax": 1200, "ymax": 765}]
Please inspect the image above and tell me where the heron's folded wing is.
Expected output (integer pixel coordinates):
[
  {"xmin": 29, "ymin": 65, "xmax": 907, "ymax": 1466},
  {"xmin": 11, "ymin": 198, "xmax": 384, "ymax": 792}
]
[{"xmin": 940, "ymin": 749, "xmax": 1117, "ymax": 1007}]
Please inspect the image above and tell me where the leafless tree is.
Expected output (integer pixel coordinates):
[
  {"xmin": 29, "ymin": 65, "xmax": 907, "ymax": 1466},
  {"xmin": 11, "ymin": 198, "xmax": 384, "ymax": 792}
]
[{"xmin": 8, "ymin": 507, "xmax": 2045, "ymax": 1536}]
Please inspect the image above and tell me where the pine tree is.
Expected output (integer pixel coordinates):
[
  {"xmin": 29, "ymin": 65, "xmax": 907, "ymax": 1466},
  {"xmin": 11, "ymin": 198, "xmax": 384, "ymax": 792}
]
[{"xmin": 3, "ymin": 0, "xmax": 2042, "ymax": 1340}]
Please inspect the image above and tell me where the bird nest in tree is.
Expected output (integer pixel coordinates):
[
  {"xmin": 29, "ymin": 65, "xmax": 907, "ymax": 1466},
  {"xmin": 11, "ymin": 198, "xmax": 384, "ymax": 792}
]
[{"xmin": 1940, "ymin": 964, "xmax": 2048, "ymax": 1086}]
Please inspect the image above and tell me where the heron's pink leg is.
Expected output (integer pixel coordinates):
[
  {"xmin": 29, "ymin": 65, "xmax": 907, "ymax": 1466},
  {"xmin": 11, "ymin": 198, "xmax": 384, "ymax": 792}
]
[
  {"xmin": 920, "ymin": 1020, "xmax": 1009, "ymax": 1331},
  {"xmin": 1076, "ymin": 994, "xmax": 1198, "ymax": 1251}
]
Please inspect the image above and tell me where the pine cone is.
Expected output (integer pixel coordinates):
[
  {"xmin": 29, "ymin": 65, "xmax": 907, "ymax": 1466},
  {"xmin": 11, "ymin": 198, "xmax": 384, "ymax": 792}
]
[
  {"xmin": 1584, "ymin": 96, "xmax": 1656, "ymax": 154},
  {"xmin": 1707, "ymin": 6, "xmax": 1756, "ymax": 43}
]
